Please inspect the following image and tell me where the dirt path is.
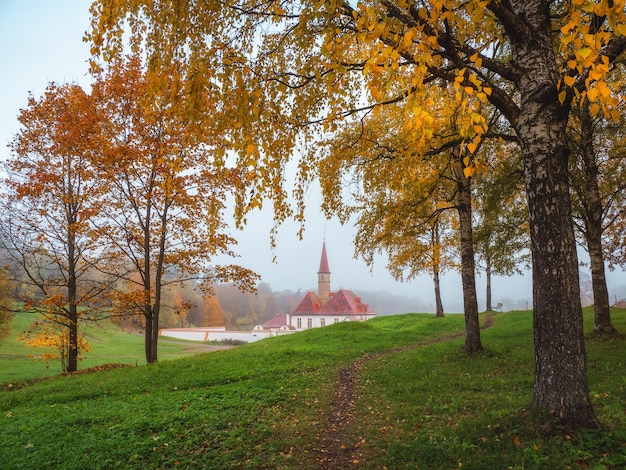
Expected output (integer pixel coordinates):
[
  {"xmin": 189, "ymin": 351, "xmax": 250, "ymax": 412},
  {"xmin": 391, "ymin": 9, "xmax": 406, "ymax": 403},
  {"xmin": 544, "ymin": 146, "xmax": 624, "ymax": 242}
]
[{"xmin": 316, "ymin": 314, "xmax": 495, "ymax": 469}]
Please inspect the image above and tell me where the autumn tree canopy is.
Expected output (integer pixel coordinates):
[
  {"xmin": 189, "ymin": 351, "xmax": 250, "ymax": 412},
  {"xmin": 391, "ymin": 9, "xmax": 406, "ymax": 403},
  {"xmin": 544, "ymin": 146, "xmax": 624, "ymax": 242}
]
[
  {"xmin": 88, "ymin": 0, "xmax": 626, "ymax": 428},
  {"xmin": 90, "ymin": 56, "xmax": 259, "ymax": 363}
]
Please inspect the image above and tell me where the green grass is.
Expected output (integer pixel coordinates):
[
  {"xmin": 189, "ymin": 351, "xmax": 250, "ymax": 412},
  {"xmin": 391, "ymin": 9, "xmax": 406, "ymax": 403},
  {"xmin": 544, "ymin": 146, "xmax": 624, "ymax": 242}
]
[
  {"xmin": 0, "ymin": 309, "xmax": 624, "ymax": 469},
  {"xmin": 0, "ymin": 312, "xmax": 219, "ymax": 384}
]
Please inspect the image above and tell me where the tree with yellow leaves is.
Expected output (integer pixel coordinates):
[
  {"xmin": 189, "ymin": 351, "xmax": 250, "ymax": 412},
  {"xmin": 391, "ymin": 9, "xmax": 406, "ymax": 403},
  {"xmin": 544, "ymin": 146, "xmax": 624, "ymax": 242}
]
[
  {"xmin": 568, "ymin": 67, "xmax": 626, "ymax": 334},
  {"xmin": 88, "ymin": 0, "xmax": 626, "ymax": 428}
]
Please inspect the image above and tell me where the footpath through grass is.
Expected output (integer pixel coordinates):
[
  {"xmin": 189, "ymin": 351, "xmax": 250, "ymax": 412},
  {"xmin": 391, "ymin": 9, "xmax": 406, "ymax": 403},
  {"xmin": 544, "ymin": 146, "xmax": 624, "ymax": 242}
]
[{"xmin": 0, "ymin": 309, "xmax": 625, "ymax": 469}]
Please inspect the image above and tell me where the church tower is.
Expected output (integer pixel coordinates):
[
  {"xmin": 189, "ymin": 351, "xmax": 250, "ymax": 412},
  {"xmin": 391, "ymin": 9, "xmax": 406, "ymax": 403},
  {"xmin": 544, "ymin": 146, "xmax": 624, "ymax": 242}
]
[{"xmin": 318, "ymin": 241, "xmax": 331, "ymax": 304}]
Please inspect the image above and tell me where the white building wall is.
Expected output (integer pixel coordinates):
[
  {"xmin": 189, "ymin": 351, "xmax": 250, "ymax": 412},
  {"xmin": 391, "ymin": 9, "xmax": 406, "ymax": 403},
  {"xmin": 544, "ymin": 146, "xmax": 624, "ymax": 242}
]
[
  {"xmin": 159, "ymin": 327, "xmax": 294, "ymax": 343},
  {"xmin": 290, "ymin": 314, "xmax": 376, "ymax": 330}
]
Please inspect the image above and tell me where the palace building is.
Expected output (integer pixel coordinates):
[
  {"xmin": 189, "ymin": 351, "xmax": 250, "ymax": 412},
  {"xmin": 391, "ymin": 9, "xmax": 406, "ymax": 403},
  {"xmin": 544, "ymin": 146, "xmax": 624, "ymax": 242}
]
[{"xmin": 260, "ymin": 241, "xmax": 376, "ymax": 331}]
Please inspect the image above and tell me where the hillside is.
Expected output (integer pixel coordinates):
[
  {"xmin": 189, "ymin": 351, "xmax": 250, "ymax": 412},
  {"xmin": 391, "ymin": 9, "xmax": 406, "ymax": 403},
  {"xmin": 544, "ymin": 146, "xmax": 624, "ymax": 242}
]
[
  {"xmin": 1, "ymin": 310, "xmax": 625, "ymax": 469},
  {"xmin": 0, "ymin": 312, "xmax": 231, "ymax": 384}
]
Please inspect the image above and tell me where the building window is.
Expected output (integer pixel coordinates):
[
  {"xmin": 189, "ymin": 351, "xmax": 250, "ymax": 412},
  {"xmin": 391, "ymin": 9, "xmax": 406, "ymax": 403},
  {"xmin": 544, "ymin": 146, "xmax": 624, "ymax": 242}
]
[
  {"xmin": 320, "ymin": 318, "xmax": 326, "ymax": 327},
  {"xmin": 307, "ymin": 318, "xmax": 313, "ymax": 328},
  {"xmin": 297, "ymin": 318, "xmax": 302, "ymax": 329},
  {"xmin": 334, "ymin": 318, "xmax": 339, "ymax": 324}
]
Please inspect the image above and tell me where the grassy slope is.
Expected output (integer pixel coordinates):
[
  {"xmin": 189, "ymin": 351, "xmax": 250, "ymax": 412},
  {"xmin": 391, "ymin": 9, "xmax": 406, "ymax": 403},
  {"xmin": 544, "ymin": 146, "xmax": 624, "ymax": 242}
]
[
  {"xmin": 0, "ymin": 312, "xmax": 211, "ymax": 384},
  {"xmin": 0, "ymin": 309, "xmax": 624, "ymax": 469}
]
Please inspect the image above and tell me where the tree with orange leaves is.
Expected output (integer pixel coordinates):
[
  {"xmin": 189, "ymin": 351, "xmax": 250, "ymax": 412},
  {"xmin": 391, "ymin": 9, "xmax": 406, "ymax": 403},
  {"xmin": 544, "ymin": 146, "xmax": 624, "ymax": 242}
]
[
  {"xmin": 1, "ymin": 83, "xmax": 109, "ymax": 373},
  {"xmin": 90, "ymin": 56, "xmax": 258, "ymax": 363},
  {"xmin": 201, "ymin": 295, "xmax": 224, "ymax": 327}
]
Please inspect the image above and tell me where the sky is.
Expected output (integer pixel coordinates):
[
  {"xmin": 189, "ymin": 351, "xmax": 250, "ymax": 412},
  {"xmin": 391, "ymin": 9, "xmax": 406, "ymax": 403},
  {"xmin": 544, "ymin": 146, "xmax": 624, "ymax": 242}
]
[{"xmin": 1, "ymin": 1, "xmax": 625, "ymax": 313}]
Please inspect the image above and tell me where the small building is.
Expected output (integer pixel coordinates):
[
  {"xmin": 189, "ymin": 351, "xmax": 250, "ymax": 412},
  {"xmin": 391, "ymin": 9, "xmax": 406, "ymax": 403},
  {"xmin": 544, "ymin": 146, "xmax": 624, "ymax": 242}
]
[{"xmin": 260, "ymin": 241, "xmax": 376, "ymax": 331}]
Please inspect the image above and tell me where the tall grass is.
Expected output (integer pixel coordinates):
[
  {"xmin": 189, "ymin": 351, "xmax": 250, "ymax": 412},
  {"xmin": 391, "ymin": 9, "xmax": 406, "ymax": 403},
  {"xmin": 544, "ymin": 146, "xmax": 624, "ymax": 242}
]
[{"xmin": 0, "ymin": 309, "xmax": 624, "ymax": 469}]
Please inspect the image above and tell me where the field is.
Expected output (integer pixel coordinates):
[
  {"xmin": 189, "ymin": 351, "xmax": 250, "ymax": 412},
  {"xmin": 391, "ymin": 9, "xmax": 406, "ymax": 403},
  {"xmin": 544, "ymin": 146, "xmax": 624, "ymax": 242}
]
[
  {"xmin": 0, "ymin": 312, "xmax": 227, "ymax": 385},
  {"xmin": 0, "ymin": 308, "xmax": 625, "ymax": 469}
]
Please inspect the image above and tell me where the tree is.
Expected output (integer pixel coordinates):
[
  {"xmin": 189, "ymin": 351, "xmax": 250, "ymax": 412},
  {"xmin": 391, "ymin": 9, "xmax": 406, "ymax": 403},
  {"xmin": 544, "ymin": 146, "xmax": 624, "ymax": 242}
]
[
  {"xmin": 568, "ymin": 79, "xmax": 626, "ymax": 333},
  {"xmin": 318, "ymin": 105, "xmax": 459, "ymax": 318},
  {"xmin": 90, "ymin": 56, "xmax": 258, "ymax": 363},
  {"xmin": 201, "ymin": 295, "xmax": 224, "ymax": 327},
  {"xmin": 0, "ymin": 268, "xmax": 14, "ymax": 345},
  {"xmin": 472, "ymin": 142, "xmax": 529, "ymax": 311},
  {"xmin": 89, "ymin": 0, "xmax": 626, "ymax": 427},
  {"xmin": 2, "ymin": 83, "xmax": 108, "ymax": 373}
]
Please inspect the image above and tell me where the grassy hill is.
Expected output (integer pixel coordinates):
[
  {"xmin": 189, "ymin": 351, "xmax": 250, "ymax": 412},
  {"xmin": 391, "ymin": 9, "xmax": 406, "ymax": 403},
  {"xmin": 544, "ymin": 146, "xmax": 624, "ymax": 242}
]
[
  {"xmin": 0, "ymin": 309, "xmax": 625, "ymax": 469},
  {"xmin": 0, "ymin": 312, "xmax": 226, "ymax": 384}
]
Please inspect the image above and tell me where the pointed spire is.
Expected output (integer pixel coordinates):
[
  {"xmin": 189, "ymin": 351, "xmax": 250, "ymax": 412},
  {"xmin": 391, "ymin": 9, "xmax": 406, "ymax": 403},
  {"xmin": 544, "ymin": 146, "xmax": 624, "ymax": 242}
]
[
  {"xmin": 318, "ymin": 240, "xmax": 331, "ymax": 304},
  {"xmin": 318, "ymin": 241, "xmax": 330, "ymax": 274}
]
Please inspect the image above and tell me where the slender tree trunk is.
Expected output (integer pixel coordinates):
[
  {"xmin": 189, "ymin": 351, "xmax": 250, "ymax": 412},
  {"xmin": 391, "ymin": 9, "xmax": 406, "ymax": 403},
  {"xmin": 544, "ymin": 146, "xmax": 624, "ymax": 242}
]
[
  {"xmin": 68, "ymin": 304, "xmax": 79, "ymax": 373},
  {"xmin": 150, "ymin": 303, "xmax": 160, "ymax": 363},
  {"xmin": 144, "ymin": 305, "xmax": 154, "ymax": 363},
  {"xmin": 67, "ymin": 213, "xmax": 78, "ymax": 373},
  {"xmin": 579, "ymin": 106, "xmax": 615, "ymax": 334},
  {"xmin": 433, "ymin": 266, "xmax": 444, "ymax": 317},
  {"xmin": 485, "ymin": 254, "xmax": 492, "ymax": 312},
  {"xmin": 453, "ymin": 148, "xmax": 481, "ymax": 352},
  {"xmin": 432, "ymin": 222, "xmax": 444, "ymax": 317}
]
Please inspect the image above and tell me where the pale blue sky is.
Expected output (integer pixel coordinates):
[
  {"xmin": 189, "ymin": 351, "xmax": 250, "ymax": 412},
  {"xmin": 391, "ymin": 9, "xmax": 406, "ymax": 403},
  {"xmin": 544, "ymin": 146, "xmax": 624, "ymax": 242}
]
[{"xmin": 1, "ymin": 1, "xmax": 622, "ymax": 312}]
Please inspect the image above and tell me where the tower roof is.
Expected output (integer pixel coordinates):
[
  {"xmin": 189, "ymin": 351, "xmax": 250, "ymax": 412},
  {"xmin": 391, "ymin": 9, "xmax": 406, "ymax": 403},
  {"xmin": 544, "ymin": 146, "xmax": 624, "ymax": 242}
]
[{"xmin": 318, "ymin": 241, "xmax": 330, "ymax": 274}]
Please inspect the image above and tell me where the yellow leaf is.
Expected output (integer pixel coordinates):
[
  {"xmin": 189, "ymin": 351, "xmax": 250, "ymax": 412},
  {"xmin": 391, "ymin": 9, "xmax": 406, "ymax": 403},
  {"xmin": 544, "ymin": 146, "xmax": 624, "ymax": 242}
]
[
  {"xmin": 563, "ymin": 75, "xmax": 575, "ymax": 87},
  {"xmin": 589, "ymin": 69, "xmax": 603, "ymax": 81},
  {"xmin": 589, "ymin": 103, "xmax": 601, "ymax": 116},
  {"xmin": 587, "ymin": 88, "xmax": 599, "ymax": 100},
  {"xmin": 567, "ymin": 59, "xmax": 577, "ymax": 69},
  {"xmin": 597, "ymin": 81, "xmax": 611, "ymax": 97},
  {"xmin": 578, "ymin": 48, "xmax": 593, "ymax": 59},
  {"xmin": 467, "ymin": 142, "xmax": 477, "ymax": 153},
  {"xmin": 463, "ymin": 156, "xmax": 471, "ymax": 166},
  {"xmin": 463, "ymin": 166, "xmax": 475, "ymax": 178},
  {"xmin": 246, "ymin": 143, "xmax": 256, "ymax": 155},
  {"xmin": 558, "ymin": 91, "xmax": 567, "ymax": 104},
  {"xmin": 513, "ymin": 435, "xmax": 521, "ymax": 446},
  {"xmin": 611, "ymin": 108, "xmax": 621, "ymax": 122}
]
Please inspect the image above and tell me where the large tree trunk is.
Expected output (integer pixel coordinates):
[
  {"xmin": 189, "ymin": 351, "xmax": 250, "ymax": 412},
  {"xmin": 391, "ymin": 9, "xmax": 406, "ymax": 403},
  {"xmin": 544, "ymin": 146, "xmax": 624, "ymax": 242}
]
[
  {"xmin": 579, "ymin": 106, "xmax": 615, "ymax": 334},
  {"xmin": 510, "ymin": 1, "xmax": 599, "ymax": 426},
  {"xmin": 454, "ymin": 149, "xmax": 481, "ymax": 352}
]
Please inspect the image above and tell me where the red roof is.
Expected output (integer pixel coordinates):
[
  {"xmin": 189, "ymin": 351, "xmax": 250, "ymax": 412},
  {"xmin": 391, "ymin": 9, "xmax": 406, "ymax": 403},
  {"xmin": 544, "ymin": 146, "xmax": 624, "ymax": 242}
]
[
  {"xmin": 262, "ymin": 314, "xmax": 289, "ymax": 328},
  {"xmin": 321, "ymin": 289, "xmax": 373, "ymax": 314},
  {"xmin": 318, "ymin": 241, "xmax": 330, "ymax": 274},
  {"xmin": 293, "ymin": 291, "xmax": 322, "ymax": 314},
  {"xmin": 292, "ymin": 289, "xmax": 373, "ymax": 315}
]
